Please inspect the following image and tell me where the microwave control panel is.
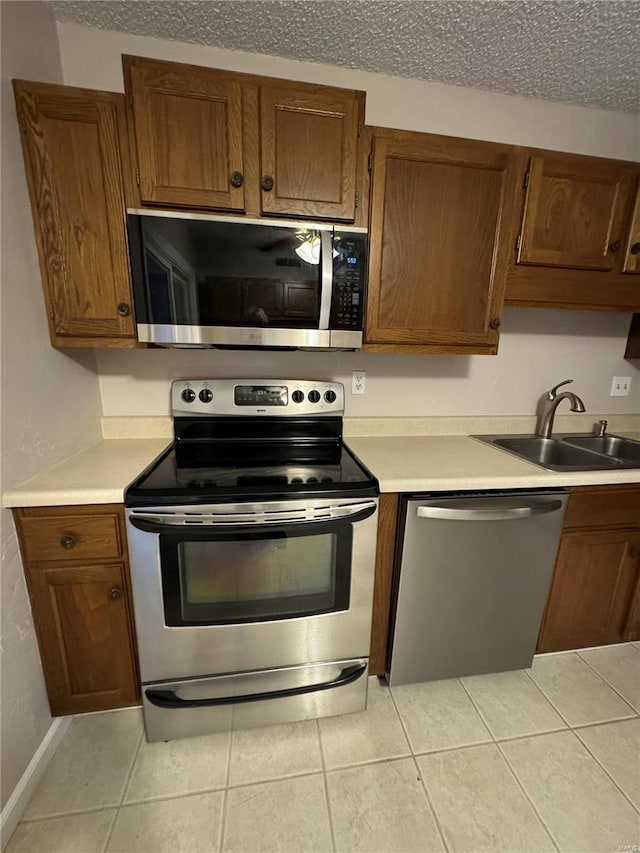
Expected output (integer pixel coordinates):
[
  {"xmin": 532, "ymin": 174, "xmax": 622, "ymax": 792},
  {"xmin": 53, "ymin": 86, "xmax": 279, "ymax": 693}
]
[{"xmin": 330, "ymin": 233, "xmax": 367, "ymax": 330}]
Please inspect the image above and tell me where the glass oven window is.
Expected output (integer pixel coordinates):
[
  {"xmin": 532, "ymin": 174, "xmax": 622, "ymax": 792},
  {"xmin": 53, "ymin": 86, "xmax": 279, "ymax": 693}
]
[{"xmin": 160, "ymin": 526, "xmax": 352, "ymax": 626}]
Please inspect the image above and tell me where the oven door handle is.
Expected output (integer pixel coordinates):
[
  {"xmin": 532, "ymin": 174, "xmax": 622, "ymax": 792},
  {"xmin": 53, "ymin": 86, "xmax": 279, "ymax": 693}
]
[
  {"xmin": 144, "ymin": 661, "xmax": 367, "ymax": 709},
  {"xmin": 128, "ymin": 500, "xmax": 377, "ymax": 533}
]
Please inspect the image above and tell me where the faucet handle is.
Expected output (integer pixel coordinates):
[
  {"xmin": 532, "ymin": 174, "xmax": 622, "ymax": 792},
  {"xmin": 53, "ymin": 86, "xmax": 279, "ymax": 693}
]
[
  {"xmin": 547, "ymin": 379, "xmax": 574, "ymax": 400},
  {"xmin": 593, "ymin": 419, "xmax": 608, "ymax": 437}
]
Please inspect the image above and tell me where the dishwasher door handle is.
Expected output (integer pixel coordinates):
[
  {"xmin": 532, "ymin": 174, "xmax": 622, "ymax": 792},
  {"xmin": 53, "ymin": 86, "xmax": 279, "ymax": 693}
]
[{"xmin": 416, "ymin": 500, "xmax": 564, "ymax": 522}]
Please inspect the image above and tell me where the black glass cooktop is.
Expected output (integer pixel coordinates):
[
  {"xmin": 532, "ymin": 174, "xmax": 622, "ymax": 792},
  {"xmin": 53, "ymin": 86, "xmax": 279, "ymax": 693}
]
[{"xmin": 125, "ymin": 439, "xmax": 378, "ymax": 507}]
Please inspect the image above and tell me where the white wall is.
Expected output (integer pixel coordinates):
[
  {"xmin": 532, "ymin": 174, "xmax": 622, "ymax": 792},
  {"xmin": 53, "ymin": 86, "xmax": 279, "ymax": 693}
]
[
  {"xmin": 0, "ymin": 2, "xmax": 102, "ymax": 810},
  {"xmin": 55, "ymin": 21, "xmax": 640, "ymax": 419}
]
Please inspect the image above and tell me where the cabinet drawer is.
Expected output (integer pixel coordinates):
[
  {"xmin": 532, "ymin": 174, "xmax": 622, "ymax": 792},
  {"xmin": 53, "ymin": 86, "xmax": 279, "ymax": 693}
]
[
  {"xmin": 17, "ymin": 510, "xmax": 124, "ymax": 563},
  {"xmin": 564, "ymin": 487, "xmax": 640, "ymax": 530}
]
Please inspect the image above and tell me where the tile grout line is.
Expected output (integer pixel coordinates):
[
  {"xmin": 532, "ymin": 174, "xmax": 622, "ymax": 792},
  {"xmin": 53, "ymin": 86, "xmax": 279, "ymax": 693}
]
[
  {"xmin": 524, "ymin": 660, "xmax": 637, "ymax": 729},
  {"xmin": 316, "ymin": 718, "xmax": 337, "ymax": 853},
  {"xmin": 456, "ymin": 677, "xmax": 561, "ymax": 852},
  {"xmin": 495, "ymin": 739, "xmax": 562, "ymax": 853},
  {"xmin": 572, "ymin": 727, "xmax": 640, "ymax": 817},
  {"xmin": 456, "ymin": 677, "xmax": 498, "ymax": 744},
  {"xmin": 102, "ymin": 719, "xmax": 145, "ymax": 852},
  {"xmin": 218, "ymin": 730, "xmax": 233, "ymax": 853},
  {"xmin": 386, "ymin": 683, "xmax": 451, "ymax": 853},
  {"xmin": 521, "ymin": 666, "xmax": 575, "ymax": 728},
  {"xmin": 575, "ymin": 651, "xmax": 640, "ymax": 714}
]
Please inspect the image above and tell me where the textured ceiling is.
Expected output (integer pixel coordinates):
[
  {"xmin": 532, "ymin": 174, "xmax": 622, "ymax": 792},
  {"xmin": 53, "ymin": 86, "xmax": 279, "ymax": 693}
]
[{"xmin": 51, "ymin": 0, "xmax": 640, "ymax": 113}]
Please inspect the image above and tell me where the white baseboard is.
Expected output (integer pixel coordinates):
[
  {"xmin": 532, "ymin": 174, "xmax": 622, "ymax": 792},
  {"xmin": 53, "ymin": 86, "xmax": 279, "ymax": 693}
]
[{"xmin": 1, "ymin": 716, "xmax": 71, "ymax": 850}]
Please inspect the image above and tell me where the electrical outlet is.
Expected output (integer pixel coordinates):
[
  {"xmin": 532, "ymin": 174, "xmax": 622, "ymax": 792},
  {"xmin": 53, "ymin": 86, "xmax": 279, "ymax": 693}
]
[
  {"xmin": 351, "ymin": 370, "xmax": 366, "ymax": 395},
  {"xmin": 610, "ymin": 376, "xmax": 632, "ymax": 397}
]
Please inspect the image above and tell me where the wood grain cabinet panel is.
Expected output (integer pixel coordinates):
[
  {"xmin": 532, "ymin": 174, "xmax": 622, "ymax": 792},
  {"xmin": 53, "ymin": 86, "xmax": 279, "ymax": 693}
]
[
  {"xmin": 13, "ymin": 81, "xmax": 135, "ymax": 346},
  {"xmin": 259, "ymin": 84, "xmax": 363, "ymax": 220},
  {"xmin": 538, "ymin": 486, "xmax": 640, "ymax": 654},
  {"xmin": 365, "ymin": 129, "xmax": 520, "ymax": 353},
  {"xmin": 15, "ymin": 505, "xmax": 139, "ymax": 716},
  {"xmin": 538, "ymin": 529, "xmax": 640, "ymax": 652},
  {"xmin": 124, "ymin": 55, "xmax": 245, "ymax": 211},
  {"xmin": 506, "ymin": 154, "xmax": 640, "ymax": 311},
  {"xmin": 26, "ymin": 563, "xmax": 138, "ymax": 715},
  {"xmin": 622, "ymin": 180, "xmax": 640, "ymax": 274},
  {"xmin": 517, "ymin": 154, "xmax": 635, "ymax": 271},
  {"xmin": 369, "ymin": 494, "xmax": 399, "ymax": 676}
]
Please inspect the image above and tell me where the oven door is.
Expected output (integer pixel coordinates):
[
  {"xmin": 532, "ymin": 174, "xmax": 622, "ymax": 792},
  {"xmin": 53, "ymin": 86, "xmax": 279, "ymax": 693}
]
[{"xmin": 126, "ymin": 497, "xmax": 378, "ymax": 682}]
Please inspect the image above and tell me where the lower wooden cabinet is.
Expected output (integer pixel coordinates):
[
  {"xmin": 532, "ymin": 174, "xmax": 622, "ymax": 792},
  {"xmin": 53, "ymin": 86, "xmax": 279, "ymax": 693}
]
[
  {"xmin": 14, "ymin": 505, "xmax": 139, "ymax": 715},
  {"xmin": 537, "ymin": 486, "xmax": 640, "ymax": 652}
]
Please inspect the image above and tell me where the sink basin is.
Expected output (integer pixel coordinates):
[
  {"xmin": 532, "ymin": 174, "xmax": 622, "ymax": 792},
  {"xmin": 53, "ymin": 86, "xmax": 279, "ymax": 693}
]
[
  {"xmin": 472, "ymin": 433, "xmax": 639, "ymax": 472},
  {"xmin": 490, "ymin": 436, "xmax": 624, "ymax": 471},
  {"xmin": 562, "ymin": 434, "xmax": 640, "ymax": 463}
]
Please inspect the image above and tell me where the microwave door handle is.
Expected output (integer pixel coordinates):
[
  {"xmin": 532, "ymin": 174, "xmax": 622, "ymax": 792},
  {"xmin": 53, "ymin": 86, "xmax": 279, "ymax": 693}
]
[
  {"xmin": 318, "ymin": 229, "xmax": 333, "ymax": 329},
  {"xmin": 144, "ymin": 661, "xmax": 367, "ymax": 709}
]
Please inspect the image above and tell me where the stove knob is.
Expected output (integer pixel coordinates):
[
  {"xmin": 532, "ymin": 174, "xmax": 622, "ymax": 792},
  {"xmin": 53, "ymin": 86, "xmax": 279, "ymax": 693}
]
[
  {"xmin": 324, "ymin": 390, "xmax": 337, "ymax": 403},
  {"xmin": 199, "ymin": 388, "xmax": 213, "ymax": 403},
  {"xmin": 181, "ymin": 388, "xmax": 196, "ymax": 403},
  {"xmin": 292, "ymin": 390, "xmax": 305, "ymax": 403},
  {"xmin": 308, "ymin": 390, "xmax": 321, "ymax": 403}
]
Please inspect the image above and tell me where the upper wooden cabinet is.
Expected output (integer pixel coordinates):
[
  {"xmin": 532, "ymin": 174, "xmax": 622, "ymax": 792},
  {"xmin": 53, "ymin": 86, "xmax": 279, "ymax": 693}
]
[
  {"xmin": 13, "ymin": 81, "xmax": 136, "ymax": 347},
  {"xmin": 365, "ymin": 129, "xmax": 521, "ymax": 354},
  {"xmin": 123, "ymin": 56, "xmax": 245, "ymax": 211},
  {"xmin": 517, "ymin": 154, "xmax": 634, "ymax": 271},
  {"xmin": 259, "ymin": 84, "xmax": 362, "ymax": 220},
  {"xmin": 506, "ymin": 151, "xmax": 640, "ymax": 311},
  {"xmin": 124, "ymin": 56, "xmax": 365, "ymax": 222},
  {"xmin": 622, "ymin": 182, "xmax": 640, "ymax": 274}
]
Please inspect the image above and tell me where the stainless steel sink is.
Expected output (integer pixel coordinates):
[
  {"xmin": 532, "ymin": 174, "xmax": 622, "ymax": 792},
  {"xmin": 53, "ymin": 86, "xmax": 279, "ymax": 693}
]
[
  {"xmin": 562, "ymin": 434, "xmax": 640, "ymax": 464},
  {"xmin": 473, "ymin": 433, "xmax": 640, "ymax": 472}
]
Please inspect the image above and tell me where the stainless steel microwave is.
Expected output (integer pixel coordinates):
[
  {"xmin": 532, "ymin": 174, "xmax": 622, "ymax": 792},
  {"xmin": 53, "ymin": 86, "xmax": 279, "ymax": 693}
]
[{"xmin": 126, "ymin": 211, "xmax": 368, "ymax": 349}]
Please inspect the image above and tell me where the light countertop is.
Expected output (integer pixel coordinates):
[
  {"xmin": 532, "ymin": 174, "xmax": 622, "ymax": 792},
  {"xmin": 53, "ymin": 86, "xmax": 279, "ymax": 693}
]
[
  {"xmin": 3, "ymin": 431, "xmax": 640, "ymax": 508},
  {"xmin": 347, "ymin": 433, "xmax": 640, "ymax": 493},
  {"xmin": 2, "ymin": 439, "xmax": 170, "ymax": 508}
]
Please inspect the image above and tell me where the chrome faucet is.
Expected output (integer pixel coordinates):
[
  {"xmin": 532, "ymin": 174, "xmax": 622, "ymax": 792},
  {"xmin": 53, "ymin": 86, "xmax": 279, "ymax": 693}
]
[{"xmin": 535, "ymin": 379, "xmax": 586, "ymax": 439}]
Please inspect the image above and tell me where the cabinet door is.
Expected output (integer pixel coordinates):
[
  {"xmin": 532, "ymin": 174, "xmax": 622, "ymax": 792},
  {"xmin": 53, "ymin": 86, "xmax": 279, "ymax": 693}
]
[
  {"xmin": 366, "ymin": 130, "xmax": 519, "ymax": 350},
  {"xmin": 124, "ymin": 56, "xmax": 245, "ymax": 211},
  {"xmin": 622, "ymin": 180, "xmax": 640, "ymax": 274},
  {"xmin": 538, "ymin": 530, "xmax": 640, "ymax": 653},
  {"xmin": 259, "ymin": 84, "xmax": 362, "ymax": 220},
  {"xmin": 26, "ymin": 562, "xmax": 138, "ymax": 715},
  {"xmin": 13, "ymin": 81, "xmax": 135, "ymax": 343},
  {"xmin": 517, "ymin": 154, "xmax": 635, "ymax": 271}
]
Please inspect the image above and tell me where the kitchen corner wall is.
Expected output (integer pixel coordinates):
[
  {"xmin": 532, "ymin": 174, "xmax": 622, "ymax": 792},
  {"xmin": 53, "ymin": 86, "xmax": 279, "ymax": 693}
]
[
  {"xmin": 54, "ymin": 21, "xmax": 640, "ymax": 419},
  {"xmin": 0, "ymin": 2, "xmax": 103, "ymax": 811}
]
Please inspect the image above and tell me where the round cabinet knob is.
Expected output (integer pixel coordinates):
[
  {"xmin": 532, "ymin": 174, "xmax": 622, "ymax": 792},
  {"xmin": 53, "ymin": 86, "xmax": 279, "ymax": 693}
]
[
  {"xmin": 199, "ymin": 388, "xmax": 213, "ymax": 403},
  {"xmin": 60, "ymin": 534, "xmax": 76, "ymax": 549},
  {"xmin": 630, "ymin": 242, "xmax": 640, "ymax": 255},
  {"xmin": 630, "ymin": 546, "xmax": 640, "ymax": 559},
  {"xmin": 489, "ymin": 318, "xmax": 501, "ymax": 330},
  {"xmin": 261, "ymin": 175, "xmax": 274, "ymax": 192},
  {"xmin": 609, "ymin": 240, "xmax": 622, "ymax": 253},
  {"xmin": 291, "ymin": 390, "xmax": 305, "ymax": 403},
  {"xmin": 229, "ymin": 171, "xmax": 244, "ymax": 188},
  {"xmin": 181, "ymin": 388, "xmax": 196, "ymax": 403},
  {"xmin": 308, "ymin": 390, "xmax": 321, "ymax": 403},
  {"xmin": 117, "ymin": 303, "xmax": 131, "ymax": 317},
  {"xmin": 324, "ymin": 390, "xmax": 337, "ymax": 403},
  {"xmin": 108, "ymin": 587, "xmax": 122, "ymax": 601}
]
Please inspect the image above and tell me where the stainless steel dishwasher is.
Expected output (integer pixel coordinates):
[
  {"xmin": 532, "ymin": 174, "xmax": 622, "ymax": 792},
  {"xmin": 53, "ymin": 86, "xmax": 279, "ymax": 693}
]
[{"xmin": 387, "ymin": 490, "xmax": 568, "ymax": 686}]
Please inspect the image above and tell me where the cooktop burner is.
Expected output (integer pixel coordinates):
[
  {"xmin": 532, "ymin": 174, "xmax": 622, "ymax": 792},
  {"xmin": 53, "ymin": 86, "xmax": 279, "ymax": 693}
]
[{"xmin": 125, "ymin": 380, "xmax": 378, "ymax": 507}]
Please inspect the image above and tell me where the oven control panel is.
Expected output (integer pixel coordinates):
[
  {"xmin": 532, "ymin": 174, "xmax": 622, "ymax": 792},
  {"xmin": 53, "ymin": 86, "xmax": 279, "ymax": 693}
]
[{"xmin": 172, "ymin": 379, "xmax": 344, "ymax": 416}]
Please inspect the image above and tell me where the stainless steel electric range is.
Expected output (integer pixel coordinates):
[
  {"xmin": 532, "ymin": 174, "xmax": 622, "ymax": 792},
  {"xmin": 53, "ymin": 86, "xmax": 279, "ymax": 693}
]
[{"xmin": 125, "ymin": 379, "xmax": 379, "ymax": 742}]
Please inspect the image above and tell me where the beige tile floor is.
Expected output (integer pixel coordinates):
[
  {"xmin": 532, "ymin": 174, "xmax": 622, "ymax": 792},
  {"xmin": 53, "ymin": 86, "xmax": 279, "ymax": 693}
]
[{"xmin": 8, "ymin": 645, "xmax": 640, "ymax": 853}]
